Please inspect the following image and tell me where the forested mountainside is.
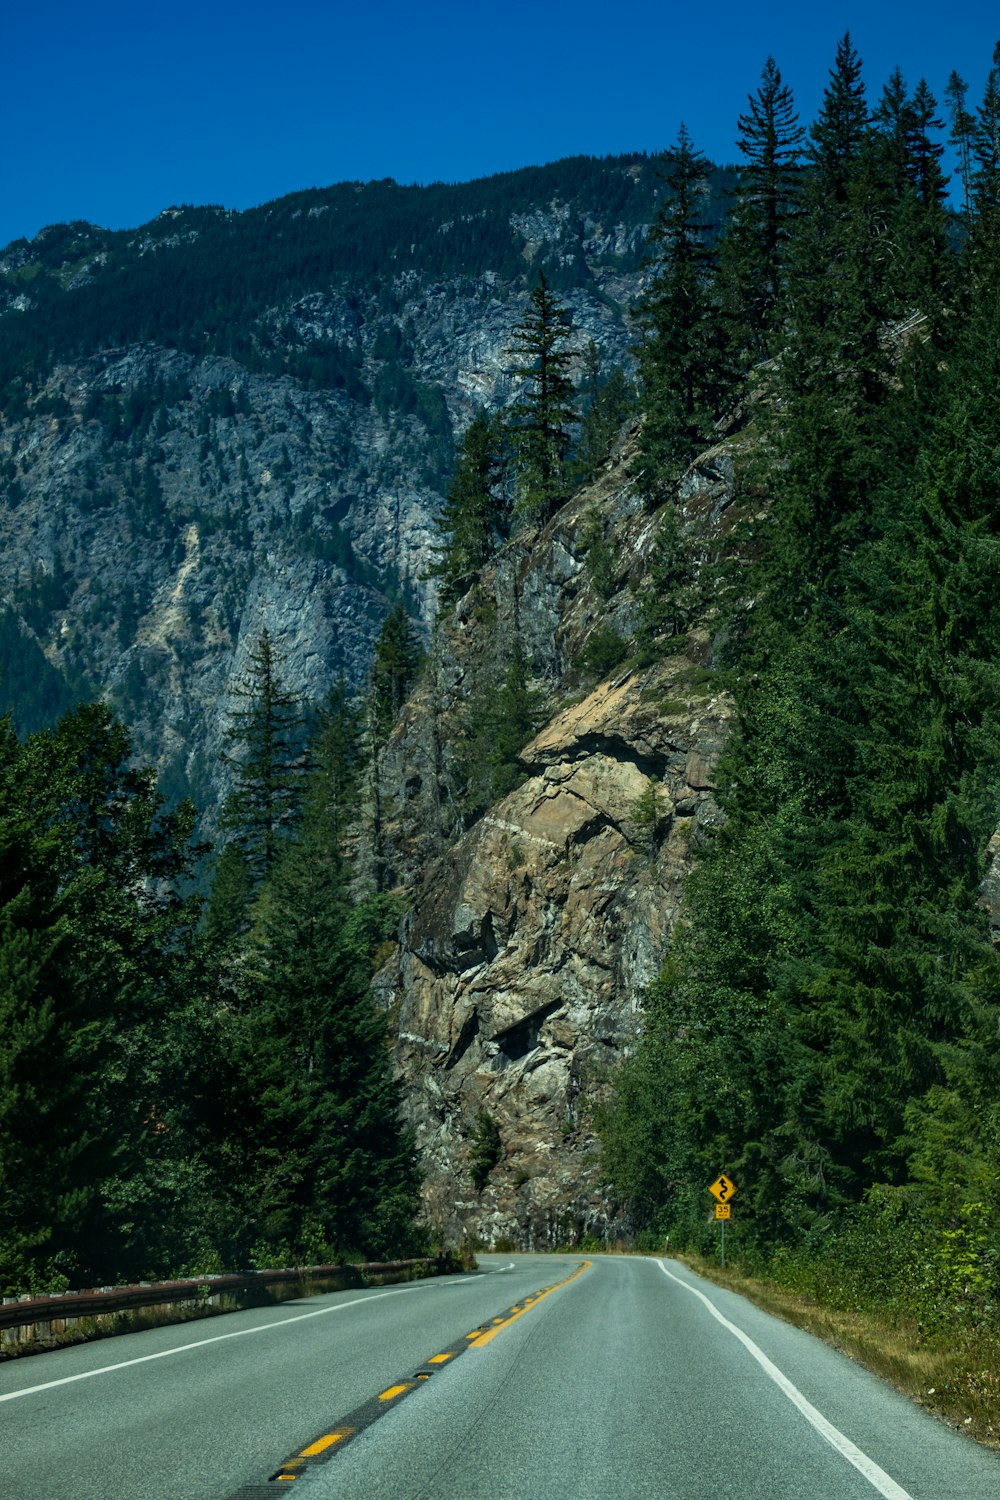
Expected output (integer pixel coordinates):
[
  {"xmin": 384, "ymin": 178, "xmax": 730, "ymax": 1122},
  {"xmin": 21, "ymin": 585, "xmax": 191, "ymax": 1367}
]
[
  {"xmin": 4, "ymin": 29, "xmax": 1000, "ymax": 1378},
  {"xmin": 0, "ymin": 153, "xmax": 732, "ymax": 819}
]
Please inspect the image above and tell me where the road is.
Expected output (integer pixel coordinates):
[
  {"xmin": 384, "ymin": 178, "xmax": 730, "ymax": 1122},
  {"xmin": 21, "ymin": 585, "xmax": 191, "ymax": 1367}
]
[{"xmin": 2, "ymin": 1254, "xmax": 998, "ymax": 1499}]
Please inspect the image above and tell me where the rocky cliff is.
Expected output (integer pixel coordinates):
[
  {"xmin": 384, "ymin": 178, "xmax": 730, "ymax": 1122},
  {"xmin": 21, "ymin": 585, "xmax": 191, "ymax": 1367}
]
[
  {"xmin": 0, "ymin": 159, "xmax": 745, "ymax": 1247},
  {"xmin": 0, "ymin": 157, "xmax": 718, "ymax": 817},
  {"xmin": 376, "ymin": 440, "xmax": 743, "ymax": 1246}
]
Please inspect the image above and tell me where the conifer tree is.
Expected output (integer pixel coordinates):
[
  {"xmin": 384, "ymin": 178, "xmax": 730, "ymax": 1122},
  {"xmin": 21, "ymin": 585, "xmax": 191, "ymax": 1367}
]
[
  {"xmin": 220, "ymin": 627, "xmax": 308, "ymax": 882},
  {"xmin": 0, "ymin": 705, "xmax": 206, "ymax": 1289},
  {"xmin": 971, "ymin": 50, "xmax": 1000, "ymax": 254},
  {"xmin": 369, "ymin": 599, "xmax": 423, "ymax": 743},
  {"xmin": 634, "ymin": 506, "xmax": 698, "ymax": 664},
  {"xmin": 456, "ymin": 641, "xmax": 546, "ymax": 818},
  {"xmin": 718, "ymin": 56, "xmax": 804, "ymax": 359},
  {"xmin": 807, "ymin": 32, "xmax": 869, "ymax": 204},
  {"xmin": 871, "ymin": 73, "xmax": 950, "ymax": 314},
  {"xmin": 430, "ymin": 412, "xmax": 508, "ymax": 603},
  {"xmin": 573, "ymin": 344, "xmax": 634, "ymax": 483},
  {"xmin": 635, "ymin": 125, "xmax": 729, "ymax": 481},
  {"xmin": 945, "ymin": 71, "xmax": 976, "ymax": 221},
  {"xmin": 239, "ymin": 692, "xmax": 420, "ymax": 1260},
  {"xmin": 508, "ymin": 271, "xmax": 579, "ymax": 522}
]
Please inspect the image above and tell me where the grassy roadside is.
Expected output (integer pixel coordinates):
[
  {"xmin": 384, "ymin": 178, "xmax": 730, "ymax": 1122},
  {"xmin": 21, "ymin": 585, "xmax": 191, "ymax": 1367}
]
[{"xmin": 677, "ymin": 1252, "xmax": 1000, "ymax": 1453}]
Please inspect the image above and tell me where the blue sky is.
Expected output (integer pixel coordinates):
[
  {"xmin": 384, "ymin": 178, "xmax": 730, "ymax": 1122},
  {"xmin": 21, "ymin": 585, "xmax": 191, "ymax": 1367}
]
[{"xmin": 3, "ymin": 1, "xmax": 997, "ymax": 248}]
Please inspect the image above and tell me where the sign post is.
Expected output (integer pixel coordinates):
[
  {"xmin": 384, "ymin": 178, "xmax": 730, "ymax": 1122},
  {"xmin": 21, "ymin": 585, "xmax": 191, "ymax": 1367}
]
[{"xmin": 708, "ymin": 1175, "xmax": 737, "ymax": 1266}]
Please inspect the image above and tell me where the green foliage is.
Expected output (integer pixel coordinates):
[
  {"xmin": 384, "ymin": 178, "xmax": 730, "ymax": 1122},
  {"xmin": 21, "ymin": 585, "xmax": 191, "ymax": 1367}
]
[
  {"xmin": 369, "ymin": 599, "xmax": 424, "ymax": 743},
  {"xmin": 430, "ymin": 412, "xmax": 511, "ymax": 603},
  {"xmin": 628, "ymin": 777, "xmax": 671, "ymax": 857},
  {"xmin": 574, "ymin": 352, "xmax": 636, "ymax": 483},
  {"xmin": 456, "ymin": 641, "xmax": 546, "ymax": 820},
  {"xmin": 0, "ymin": 607, "xmax": 79, "ymax": 734},
  {"xmin": 196, "ymin": 667, "xmax": 423, "ymax": 1267},
  {"xmin": 717, "ymin": 56, "xmax": 804, "ymax": 361},
  {"xmin": 220, "ymin": 627, "xmax": 309, "ymax": 881},
  {"xmin": 633, "ymin": 506, "xmax": 699, "ymax": 664},
  {"xmin": 600, "ymin": 37, "xmax": 1000, "ymax": 1327},
  {"xmin": 575, "ymin": 625, "xmax": 629, "ymax": 682},
  {"xmin": 635, "ymin": 126, "xmax": 733, "ymax": 483},
  {"xmin": 0, "ymin": 704, "xmax": 209, "ymax": 1291},
  {"xmin": 580, "ymin": 510, "xmax": 617, "ymax": 599},
  {"xmin": 509, "ymin": 271, "xmax": 579, "ymax": 523},
  {"xmin": 470, "ymin": 1111, "xmax": 503, "ymax": 1191}
]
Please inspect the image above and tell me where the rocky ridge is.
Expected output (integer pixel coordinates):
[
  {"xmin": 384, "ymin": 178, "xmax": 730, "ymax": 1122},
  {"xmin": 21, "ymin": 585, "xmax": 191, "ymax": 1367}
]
[
  {"xmin": 0, "ymin": 170, "xmax": 660, "ymax": 814},
  {"xmin": 376, "ymin": 441, "xmax": 743, "ymax": 1247}
]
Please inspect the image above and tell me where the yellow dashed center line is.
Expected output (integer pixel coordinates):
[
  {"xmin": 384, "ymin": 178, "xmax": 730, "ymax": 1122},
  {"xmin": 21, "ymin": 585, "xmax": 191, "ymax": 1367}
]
[
  {"xmin": 299, "ymin": 1432, "xmax": 348, "ymax": 1456},
  {"xmin": 469, "ymin": 1260, "xmax": 591, "ymax": 1347},
  {"xmin": 263, "ymin": 1263, "xmax": 591, "ymax": 1488}
]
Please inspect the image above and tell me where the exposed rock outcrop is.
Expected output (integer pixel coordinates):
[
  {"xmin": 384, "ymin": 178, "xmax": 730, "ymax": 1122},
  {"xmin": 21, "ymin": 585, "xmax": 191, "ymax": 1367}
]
[
  {"xmin": 390, "ymin": 659, "xmax": 731, "ymax": 1247},
  {"xmin": 379, "ymin": 440, "xmax": 743, "ymax": 1248}
]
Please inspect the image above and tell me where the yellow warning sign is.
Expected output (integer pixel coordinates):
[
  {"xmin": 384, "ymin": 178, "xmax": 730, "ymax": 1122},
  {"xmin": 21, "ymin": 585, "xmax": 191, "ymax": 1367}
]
[
  {"xmin": 715, "ymin": 1203, "xmax": 731, "ymax": 1220},
  {"xmin": 708, "ymin": 1174, "xmax": 737, "ymax": 1203}
]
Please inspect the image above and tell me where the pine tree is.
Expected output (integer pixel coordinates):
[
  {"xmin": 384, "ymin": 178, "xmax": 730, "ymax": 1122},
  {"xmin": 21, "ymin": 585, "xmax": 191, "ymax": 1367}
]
[
  {"xmin": 508, "ymin": 270, "xmax": 579, "ymax": 523},
  {"xmin": 635, "ymin": 125, "xmax": 730, "ymax": 482},
  {"xmin": 945, "ymin": 71, "xmax": 976, "ymax": 222},
  {"xmin": 233, "ymin": 712, "xmax": 422, "ymax": 1261},
  {"xmin": 633, "ymin": 504, "xmax": 698, "ymax": 663},
  {"xmin": 573, "ymin": 345, "xmax": 635, "ymax": 483},
  {"xmin": 307, "ymin": 677, "xmax": 366, "ymax": 864},
  {"xmin": 719, "ymin": 56, "xmax": 804, "ymax": 359},
  {"xmin": 807, "ymin": 32, "xmax": 869, "ymax": 204},
  {"xmin": 369, "ymin": 599, "xmax": 423, "ymax": 743},
  {"xmin": 906, "ymin": 80, "xmax": 948, "ymax": 209},
  {"xmin": 430, "ymin": 412, "xmax": 508, "ymax": 603},
  {"xmin": 220, "ymin": 628, "xmax": 309, "ymax": 882},
  {"xmin": 456, "ymin": 641, "xmax": 546, "ymax": 819},
  {"xmin": 871, "ymin": 73, "xmax": 950, "ymax": 314},
  {"xmin": 0, "ymin": 704, "xmax": 206, "ymax": 1289},
  {"xmin": 971, "ymin": 51, "xmax": 1000, "ymax": 254}
]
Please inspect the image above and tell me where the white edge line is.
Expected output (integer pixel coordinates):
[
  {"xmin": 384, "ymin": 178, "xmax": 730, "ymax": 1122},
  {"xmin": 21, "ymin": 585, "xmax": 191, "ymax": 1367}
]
[
  {"xmin": 2, "ymin": 1260, "xmax": 523, "ymax": 1403},
  {"xmin": 657, "ymin": 1260, "xmax": 914, "ymax": 1500},
  {"xmin": 0, "ymin": 1284, "xmax": 425, "ymax": 1404}
]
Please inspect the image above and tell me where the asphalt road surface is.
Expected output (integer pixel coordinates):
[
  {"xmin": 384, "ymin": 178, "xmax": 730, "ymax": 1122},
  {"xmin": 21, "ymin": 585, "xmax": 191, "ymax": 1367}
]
[{"xmin": 3, "ymin": 1254, "xmax": 998, "ymax": 1499}]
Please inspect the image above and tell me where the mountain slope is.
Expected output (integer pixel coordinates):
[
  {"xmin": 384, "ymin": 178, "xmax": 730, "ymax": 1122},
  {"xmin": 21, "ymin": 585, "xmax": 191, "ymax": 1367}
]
[{"xmin": 0, "ymin": 155, "xmax": 736, "ymax": 813}]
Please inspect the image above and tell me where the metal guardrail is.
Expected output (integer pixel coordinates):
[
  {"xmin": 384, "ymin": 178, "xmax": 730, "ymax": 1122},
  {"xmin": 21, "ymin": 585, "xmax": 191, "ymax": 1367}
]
[{"xmin": 0, "ymin": 1259, "xmax": 438, "ymax": 1332}]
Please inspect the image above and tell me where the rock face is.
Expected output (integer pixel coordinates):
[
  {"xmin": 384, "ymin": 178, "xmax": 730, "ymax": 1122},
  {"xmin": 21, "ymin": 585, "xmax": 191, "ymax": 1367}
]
[
  {"xmin": 1, "ymin": 167, "xmax": 743, "ymax": 1244},
  {"xmin": 377, "ymin": 441, "xmax": 742, "ymax": 1248},
  {"xmin": 391, "ymin": 663, "xmax": 731, "ymax": 1247},
  {"xmin": 0, "ymin": 162, "xmax": 687, "ymax": 817}
]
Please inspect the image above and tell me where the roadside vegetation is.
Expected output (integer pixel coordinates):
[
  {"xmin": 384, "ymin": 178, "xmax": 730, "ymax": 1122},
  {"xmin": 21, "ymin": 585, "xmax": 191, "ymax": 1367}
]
[
  {"xmin": 596, "ymin": 33, "xmax": 1000, "ymax": 1429},
  {"xmin": 681, "ymin": 1248, "xmax": 1000, "ymax": 1453}
]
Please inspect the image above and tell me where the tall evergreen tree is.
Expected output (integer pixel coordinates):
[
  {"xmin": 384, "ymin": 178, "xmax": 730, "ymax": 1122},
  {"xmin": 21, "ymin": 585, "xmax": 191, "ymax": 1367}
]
[
  {"xmin": 220, "ymin": 627, "xmax": 308, "ymax": 882},
  {"xmin": 232, "ymin": 710, "xmax": 422, "ymax": 1261},
  {"xmin": 508, "ymin": 270, "xmax": 579, "ymax": 523},
  {"xmin": 945, "ymin": 70, "xmax": 976, "ymax": 221},
  {"xmin": 872, "ymin": 72, "xmax": 950, "ymax": 314},
  {"xmin": 369, "ymin": 599, "xmax": 423, "ymax": 743},
  {"xmin": 635, "ymin": 125, "xmax": 730, "ymax": 482},
  {"xmin": 456, "ymin": 640, "xmax": 546, "ymax": 819},
  {"xmin": 573, "ymin": 344, "xmax": 635, "ymax": 483},
  {"xmin": 430, "ymin": 412, "xmax": 508, "ymax": 603},
  {"xmin": 0, "ymin": 704, "xmax": 206, "ymax": 1289},
  {"xmin": 971, "ymin": 50, "xmax": 1000, "ymax": 254},
  {"xmin": 719, "ymin": 56, "xmax": 804, "ymax": 359},
  {"xmin": 807, "ymin": 32, "xmax": 869, "ymax": 204}
]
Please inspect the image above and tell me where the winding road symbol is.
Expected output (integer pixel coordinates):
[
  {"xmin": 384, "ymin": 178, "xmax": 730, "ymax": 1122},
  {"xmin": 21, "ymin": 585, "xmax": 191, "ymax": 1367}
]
[{"xmin": 708, "ymin": 1174, "xmax": 737, "ymax": 1204}]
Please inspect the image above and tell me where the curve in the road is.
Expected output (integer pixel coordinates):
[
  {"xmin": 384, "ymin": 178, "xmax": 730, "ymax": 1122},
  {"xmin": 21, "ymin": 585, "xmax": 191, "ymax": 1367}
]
[
  {"xmin": 658, "ymin": 1261, "xmax": 913, "ymax": 1500},
  {"xmin": 260, "ymin": 1260, "xmax": 592, "ymax": 1488}
]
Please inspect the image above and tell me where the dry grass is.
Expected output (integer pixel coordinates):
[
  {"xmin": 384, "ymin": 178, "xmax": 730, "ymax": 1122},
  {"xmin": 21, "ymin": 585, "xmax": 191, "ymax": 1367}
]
[{"xmin": 679, "ymin": 1253, "xmax": 1000, "ymax": 1453}]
